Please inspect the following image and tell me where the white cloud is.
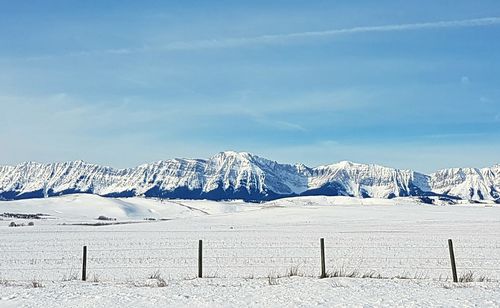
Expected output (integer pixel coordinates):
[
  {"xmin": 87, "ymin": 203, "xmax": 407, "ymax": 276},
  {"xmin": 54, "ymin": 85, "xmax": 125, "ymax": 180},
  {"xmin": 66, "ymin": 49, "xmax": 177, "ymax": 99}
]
[
  {"xmin": 19, "ymin": 17, "xmax": 500, "ymax": 60},
  {"xmin": 479, "ymin": 96, "xmax": 491, "ymax": 103},
  {"xmin": 461, "ymin": 76, "xmax": 470, "ymax": 85},
  {"xmin": 152, "ymin": 17, "xmax": 500, "ymax": 52},
  {"xmin": 253, "ymin": 117, "xmax": 307, "ymax": 132}
]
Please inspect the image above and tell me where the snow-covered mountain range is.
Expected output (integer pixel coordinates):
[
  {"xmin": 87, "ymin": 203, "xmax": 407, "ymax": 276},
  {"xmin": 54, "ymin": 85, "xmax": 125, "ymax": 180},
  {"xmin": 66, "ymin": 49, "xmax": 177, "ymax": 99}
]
[{"xmin": 0, "ymin": 151, "xmax": 498, "ymax": 203}]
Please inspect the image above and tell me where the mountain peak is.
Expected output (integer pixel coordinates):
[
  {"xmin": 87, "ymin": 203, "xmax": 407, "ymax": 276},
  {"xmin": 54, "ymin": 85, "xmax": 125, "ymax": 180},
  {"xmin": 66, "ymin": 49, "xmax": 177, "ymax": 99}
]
[
  {"xmin": 336, "ymin": 160, "xmax": 357, "ymax": 167},
  {"xmin": 0, "ymin": 152, "xmax": 498, "ymax": 202},
  {"xmin": 216, "ymin": 150, "xmax": 255, "ymax": 159}
]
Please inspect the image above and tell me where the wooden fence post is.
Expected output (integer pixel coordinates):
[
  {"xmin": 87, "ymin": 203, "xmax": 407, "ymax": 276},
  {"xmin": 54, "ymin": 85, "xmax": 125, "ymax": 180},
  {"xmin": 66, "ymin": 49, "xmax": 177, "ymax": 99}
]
[
  {"xmin": 320, "ymin": 238, "xmax": 326, "ymax": 278},
  {"xmin": 448, "ymin": 239, "xmax": 458, "ymax": 283},
  {"xmin": 198, "ymin": 240, "xmax": 203, "ymax": 278},
  {"xmin": 82, "ymin": 245, "xmax": 87, "ymax": 281}
]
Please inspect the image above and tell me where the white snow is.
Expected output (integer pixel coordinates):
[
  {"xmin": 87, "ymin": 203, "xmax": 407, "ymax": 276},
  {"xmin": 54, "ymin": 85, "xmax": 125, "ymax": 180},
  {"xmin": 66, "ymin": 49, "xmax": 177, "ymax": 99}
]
[
  {"xmin": 0, "ymin": 194, "xmax": 499, "ymax": 307},
  {"xmin": 0, "ymin": 194, "xmax": 254, "ymax": 222},
  {"xmin": 2, "ymin": 151, "xmax": 498, "ymax": 201},
  {"xmin": 1, "ymin": 277, "xmax": 499, "ymax": 308},
  {"xmin": 431, "ymin": 166, "xmax": 500, "ymax": 200}
]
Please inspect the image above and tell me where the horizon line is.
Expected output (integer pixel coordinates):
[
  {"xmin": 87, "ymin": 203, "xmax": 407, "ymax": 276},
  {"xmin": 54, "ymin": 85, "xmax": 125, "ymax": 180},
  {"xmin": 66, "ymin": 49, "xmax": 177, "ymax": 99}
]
[{"xmin": 1, "ymin": 150, "xmax": 498, "ymax": 174}]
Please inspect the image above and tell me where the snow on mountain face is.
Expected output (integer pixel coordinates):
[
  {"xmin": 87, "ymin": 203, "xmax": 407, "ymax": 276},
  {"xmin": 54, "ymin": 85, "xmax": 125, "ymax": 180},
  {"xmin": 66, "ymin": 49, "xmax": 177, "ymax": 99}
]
[
  {"xmin": 202, "ymin": 151, "xmax": 308, "ymax": 196},
  {"xmin": 307, "ymin": 161, "xmax": 429, "ymax": 199},
  {"xmin": 430, "ymin": 166, "xmax": 500, "ymax": 201},
  {"xmin": 0, "ymin": 151, "xmax": 498, "ymax": 202}
]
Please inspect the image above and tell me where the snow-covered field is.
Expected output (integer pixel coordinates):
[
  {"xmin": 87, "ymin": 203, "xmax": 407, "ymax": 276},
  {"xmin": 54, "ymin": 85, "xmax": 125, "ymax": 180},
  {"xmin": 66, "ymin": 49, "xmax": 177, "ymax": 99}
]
[{"xmin": 0, "ymin": 194, "xmax": 499, "ymax": 307}]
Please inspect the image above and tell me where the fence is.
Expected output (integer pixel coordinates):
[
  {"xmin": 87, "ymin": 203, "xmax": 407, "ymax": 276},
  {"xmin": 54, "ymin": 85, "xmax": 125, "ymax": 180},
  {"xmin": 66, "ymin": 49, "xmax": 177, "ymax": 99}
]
[{"xmin": 1, "ymin": 237, "xmax": 499, "ymax": 284}]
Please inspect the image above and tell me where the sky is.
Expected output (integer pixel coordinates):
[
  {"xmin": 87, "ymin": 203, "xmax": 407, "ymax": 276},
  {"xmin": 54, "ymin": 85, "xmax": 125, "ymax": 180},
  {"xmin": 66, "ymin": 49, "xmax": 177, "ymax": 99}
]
[{"xmin": 0, "ymin": 0, "xmax": 499, "ymax": 173}]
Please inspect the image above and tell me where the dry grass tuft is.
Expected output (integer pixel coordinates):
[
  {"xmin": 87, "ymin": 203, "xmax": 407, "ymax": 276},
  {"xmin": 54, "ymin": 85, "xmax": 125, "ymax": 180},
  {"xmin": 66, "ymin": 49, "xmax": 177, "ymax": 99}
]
[
  {"xmin": 148, "ymin": 270, "xmax": 167, "ymax": 287},
  {"xmin": 459, "ymin": 271, "xmax": 474, "ymax": 283},
  {"xmin": 325, "ymin": 267, "xmax": 359, "ymax": 278},
  {"xmin": 31, "ymin": 280, "xmax": 43, "ymax": 288},
  {"xmin": 267, "ymin": 272, "xmax": 280, "ymax": 285}
]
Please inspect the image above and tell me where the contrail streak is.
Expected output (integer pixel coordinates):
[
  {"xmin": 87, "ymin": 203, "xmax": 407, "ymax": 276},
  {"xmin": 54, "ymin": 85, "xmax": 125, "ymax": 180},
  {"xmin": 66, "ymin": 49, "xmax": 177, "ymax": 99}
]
[
  {"xmin": 25, "ymin": 16, "xmax": 500, "ymax": 59},
  {"xmin": 153, "ymin": 16, "xmax": 500, "ymax": 51}
]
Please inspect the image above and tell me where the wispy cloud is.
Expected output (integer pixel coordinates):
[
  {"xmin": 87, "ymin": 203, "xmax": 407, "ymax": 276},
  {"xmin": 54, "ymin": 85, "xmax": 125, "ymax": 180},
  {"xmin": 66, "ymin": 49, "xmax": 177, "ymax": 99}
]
[
  {"xmin": 252, "ymin": 117, "xmax": 307, "ymax": 132},
  {"xmin": 480, "ymin": 96, "xmax": 492, "ymax": 103},
  {"xmin": 20, "ymin": 16, "xmax": 500, "ymax": 60},
  {"xmin": 155, "ymin": 16, "xmax": 500, "ymax": 51}
]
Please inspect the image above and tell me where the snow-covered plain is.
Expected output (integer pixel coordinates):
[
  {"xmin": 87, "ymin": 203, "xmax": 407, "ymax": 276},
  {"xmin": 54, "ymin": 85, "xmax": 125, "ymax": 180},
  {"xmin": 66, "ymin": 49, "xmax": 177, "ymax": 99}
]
[{"xmin": 0, "ymin": 194, "xmax": 499, "ymax": 307}]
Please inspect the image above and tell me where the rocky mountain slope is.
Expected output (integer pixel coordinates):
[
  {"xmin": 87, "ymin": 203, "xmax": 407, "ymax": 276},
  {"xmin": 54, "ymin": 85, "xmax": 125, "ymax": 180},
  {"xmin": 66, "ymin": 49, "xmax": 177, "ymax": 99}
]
[{"xmin": 0, "ymin": 151, "xmax": 498, "ymax": 202}]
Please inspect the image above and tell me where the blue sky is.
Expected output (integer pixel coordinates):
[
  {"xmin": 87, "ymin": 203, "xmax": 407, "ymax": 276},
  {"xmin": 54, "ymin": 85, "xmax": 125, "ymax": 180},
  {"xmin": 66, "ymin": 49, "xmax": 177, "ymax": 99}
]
[{"xmin": 0, "ymin": 1, "xmax": 499, "ymax": 173}]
